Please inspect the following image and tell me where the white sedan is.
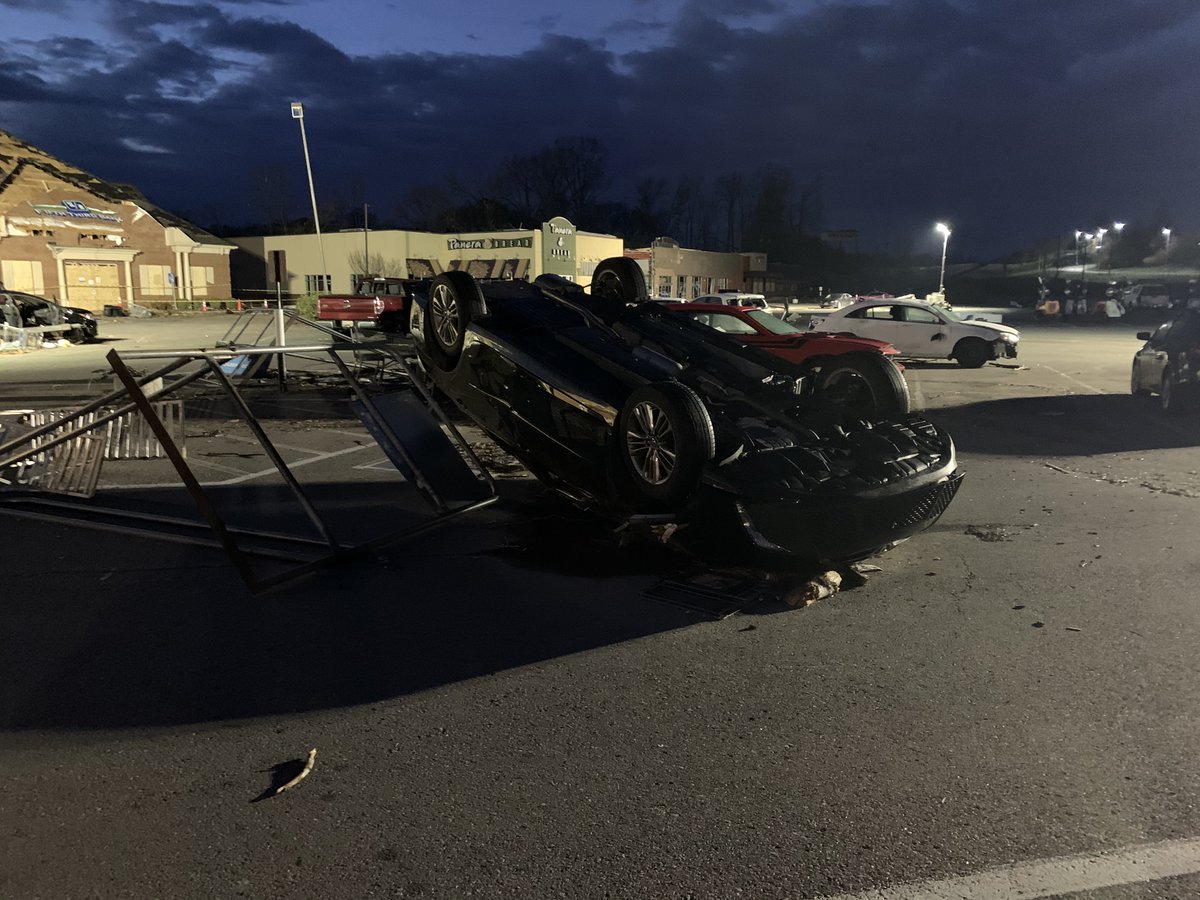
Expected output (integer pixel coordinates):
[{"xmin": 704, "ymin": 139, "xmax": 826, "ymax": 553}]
[{"xmin": 809, "ymin": 299, "xmax": 1019, "ymax": 368}]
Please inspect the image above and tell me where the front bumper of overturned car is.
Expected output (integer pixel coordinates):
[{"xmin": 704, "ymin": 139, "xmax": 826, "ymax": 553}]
[{"xmin": 734, "ymin": 471, "xmax": 963, "ymax": 563}]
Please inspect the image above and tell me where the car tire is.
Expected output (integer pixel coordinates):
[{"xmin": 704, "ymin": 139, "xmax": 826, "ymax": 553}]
[
  {"xmin": 953, "ymin": 337, "xmax": 990, "ymax": 369},
  {"xmin": 814, "ymin": 352, "xmax": 910, "ymax": 418},
  {"xmin": 1131, "ymin": 362, "xmax": 1151, "ymax": 397},
  {"xmin": 1161, "ymin": 372, "xmax": 1187, "ymax": 415},
  {"xmin": 424, "ymin": 272, "xmax": 487, "ymax": 369},
  {"xmin": 591, "ymin": 257, "xmax": 649, "ymax": 306},
  {"xmin": 616, "ymin": 382, "xmax": 715, "ymax": 507}
]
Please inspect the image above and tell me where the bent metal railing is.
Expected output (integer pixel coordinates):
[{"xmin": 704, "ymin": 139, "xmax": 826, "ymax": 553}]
[{"xmin": 0, "ymin": 342, "xmax": 496, "ymax": 593}]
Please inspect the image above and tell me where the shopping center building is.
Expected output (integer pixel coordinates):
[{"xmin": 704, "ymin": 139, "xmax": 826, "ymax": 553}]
[
  {"xmin": 228, "ymin": 217, "xmax": 625, "ymax": 300},
  {"xmin": 0, "ymin": 130, "xmax": 233, "ymax": 311},
  {"xmin": 228, "ymin": 221, "xmax": 763, "ymax": 301}
]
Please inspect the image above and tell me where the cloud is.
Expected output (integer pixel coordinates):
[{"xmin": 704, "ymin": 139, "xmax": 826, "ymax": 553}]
[{"xmin": 2, "ymin": 0, "xmax": 1199, "ymax": 254}]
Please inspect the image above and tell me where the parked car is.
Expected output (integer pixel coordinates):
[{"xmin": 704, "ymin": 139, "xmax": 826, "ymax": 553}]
[
  {"xmin": 809, "ymin": 298, "xmax": 1019, "ymax": 368},
  {"xmin": 0, "ymin": 290, "xmax": 97, "ymax": 343},
  {"xmin": 1124, "ymin": 283, "xmax": 1170, "ymax": 309},
  {"xmin": 1130, "ymin": 310, "xmax": 1200, "ymax": 413},
  {"xmin": 317, "ymin": 277, "xmax": 410, "ymax": 332},
  {"xmin": 407, "ymin": 257, "xmax": 962, "ymax": 567},
  {"xmin": 663, "ymin": 302, "xmax": 908, "ymax": 418},
  {"xmin": 695, "ymin": 291, "xmax": 768, "ymax": 310}
]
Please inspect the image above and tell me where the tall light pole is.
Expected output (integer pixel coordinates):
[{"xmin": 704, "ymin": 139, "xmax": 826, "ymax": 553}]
[
  {"xmin": 935, "ymin": 222, "xmax": 951, "ymax": 295},
  {"xmin": 1075, "ymin": 230, "xmax": 1083, "ymax": 267},
  {"xmin": 1162, "ymin": 227, "xmax": 1172, "ymax": 264},
  {"xmin": 290, "ymin": 101, "xmax": 328, "ymax": 293},
  {"xmin": 1111, "ymin": 221, "xmax": 1124, "ymax": 273}
]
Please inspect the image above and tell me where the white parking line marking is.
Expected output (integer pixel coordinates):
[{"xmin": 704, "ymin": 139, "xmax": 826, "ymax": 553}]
[
  {"xmin": 1038, "ymin": 363, "xmax": 1105, "ymax": 395},
  {"xmin": 213, "ymin": 444, "xmax": 369, "ymax": 484},
  {"xmin": 817, "ymin": 836, "xmax": 1200, "ymax": 900}
]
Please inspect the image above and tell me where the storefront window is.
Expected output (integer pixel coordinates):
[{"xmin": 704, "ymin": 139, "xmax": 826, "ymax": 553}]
[
  {"xmin": 658, "ymin": 276, "xmax": 671, "ymax": 297},
  {"xmin": 677, "ymin": 275, "xmax": 686, "ymax": 297},
  {"xmin": 304, "ymin": 274, "xmax": 330, "ymax": 293}
]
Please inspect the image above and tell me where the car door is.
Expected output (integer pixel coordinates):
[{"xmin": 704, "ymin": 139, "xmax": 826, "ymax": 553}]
[
  {"xmin": 884, "ymin": 304, "xmax": 949, "ymax": 357},
  {"xmin": 838, "ymin": 304, "xmax": 901, "ymax": 344}
]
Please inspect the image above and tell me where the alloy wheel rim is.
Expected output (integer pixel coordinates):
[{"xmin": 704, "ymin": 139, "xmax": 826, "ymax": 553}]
[
  {"xmin": 823, "ymin": 370, "xmax": 872, "ymax": 414},
  {"xmin": 626, "ymin": 401, "xmax": 676, "ymax": 484},
  {"xmin": 431, "ymin": 285, "xmax": 460, "ymax": 348}
]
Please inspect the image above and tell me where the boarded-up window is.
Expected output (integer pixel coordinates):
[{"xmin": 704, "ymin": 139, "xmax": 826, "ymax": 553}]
[
  {"xmin": 139, "ymin": 264, "xmax": 173, "ymax": 296},
  {"xmin": 189, "ymin": 266, "xmax": 210, "ymax": 297},
  {"xmin": 1, "ymin": 259, "xmax": 46, "ymax": 294}
]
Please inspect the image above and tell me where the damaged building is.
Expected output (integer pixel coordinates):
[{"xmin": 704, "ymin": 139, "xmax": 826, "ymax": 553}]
[{"xmin": 0, "ymin": 130, "xmax": 232, "ymax": 311}]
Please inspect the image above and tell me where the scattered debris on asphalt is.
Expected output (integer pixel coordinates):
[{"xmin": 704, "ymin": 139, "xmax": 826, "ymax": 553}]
[
  {"xmin": 1032, "ymin": 621, "xmax": 1044, "ymax": 628},
  {"xmin": 1066, "ymin": 626, "xmax": 1083, "ymax": 632},
  {"xmin": 785, "ymin": 570, "xmax": 842, "ymax": 607},
  {"xmin": 965, "ymin": 524, "xmax": 1014, "ymax": 542},
  {"xmin": 275, "ymin": 748, "xmax": 317, "ymax": 797}
]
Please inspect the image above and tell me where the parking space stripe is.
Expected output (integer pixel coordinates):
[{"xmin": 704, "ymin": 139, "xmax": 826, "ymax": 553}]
[
  {"xmin": 1038, "ymin": 363, "xmax": 1105, "ymax": 395},
  {"xmin": 213, "ymin": 444, "xmax": 370, "ymax": 485},
  {"xmin": 816, "ymin": 836, "xmax": 1200, "ymax": 900}
]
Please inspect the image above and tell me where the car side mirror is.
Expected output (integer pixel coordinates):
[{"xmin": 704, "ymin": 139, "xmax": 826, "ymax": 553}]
[{"xmin": 1136, "ymin": 331, "xmax": 1151, "ymax": 341}]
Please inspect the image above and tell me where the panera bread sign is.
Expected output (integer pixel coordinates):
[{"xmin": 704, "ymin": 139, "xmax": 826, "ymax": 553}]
[
  {"xmin": 541, "ymin": 216, "xmax": 576, "ymax": 278},
  {"xmin": 447, "ymin": 236, "xmax": 533, "ymax": 250}
]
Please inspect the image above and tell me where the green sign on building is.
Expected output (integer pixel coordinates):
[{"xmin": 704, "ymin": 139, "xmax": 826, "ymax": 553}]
[{"xmin": 541, "ymin": 216, "xmax": 577, "ymax": 279}]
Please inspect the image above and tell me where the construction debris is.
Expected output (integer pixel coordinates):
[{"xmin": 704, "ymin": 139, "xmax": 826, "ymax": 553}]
[
  {"xmin": 274, "ymin": 748, "xmax": 317, "ymax": 796},
  {"xmin": 785, "ymin": 570, "xmax": 842, "ymax": 607}
]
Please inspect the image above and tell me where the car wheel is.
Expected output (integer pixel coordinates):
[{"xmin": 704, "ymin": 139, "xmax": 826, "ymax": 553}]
[
  {"xmin": 591, "ymin": 257, "xmax": 649, "ymax": 305},
  {"xmin": 1131, "ymin": 362, "xmax": 1151, "ymax": 397},
  {"xmin": 1161, "ymin": 372, "xmax": 1187, "ymax": 415},
  {"xmin": 617, "ymin": 382, "xmax": 715, "ymax": 507},
  {"xmin": 953, "ymin": 337, "xmax": 990, "ymax": 369},
  {"xmin": 814, "ymin": 352, "xmax": 910, "ymax": 418},
  {"xmin": 424, "ymin": 271, "xmax": 486, "ymax": 368}
]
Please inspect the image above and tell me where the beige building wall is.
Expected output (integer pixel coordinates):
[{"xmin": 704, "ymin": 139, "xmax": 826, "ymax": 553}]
[
  {"xmin": 641, "ymin": 239, "xmax": 748, "ymax": 299},
  {"xmin": 229, "ymin": 224, "xmax": 624, "ymax": 297}
]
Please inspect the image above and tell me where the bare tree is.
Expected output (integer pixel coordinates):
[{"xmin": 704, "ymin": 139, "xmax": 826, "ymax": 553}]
[{"xmin": 347, "ymin": 251, "xmax": 406, "ymax": 277}]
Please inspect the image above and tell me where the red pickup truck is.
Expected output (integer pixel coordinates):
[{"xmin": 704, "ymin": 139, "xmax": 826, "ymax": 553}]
[{"xmin": 317, "ymin": 278, "xmax": 410, "ymax": 332}]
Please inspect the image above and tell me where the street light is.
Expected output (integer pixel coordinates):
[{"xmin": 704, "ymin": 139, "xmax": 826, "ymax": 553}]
[
  {"xmin": 290, "ymin": 101, "xmax": 328, "ymax": 292},
  {"xmin": 1075, "ymin": 229, "xmax": 1083, "ymax": 267},
  {"xmin": 935, "ymin": 222, "xmax": 951, "ymax": 295},
  {"xmin": 1111, "ymin": 222, "xmax": 1124, "ymax": 273},
  {"xmin": 1162, "ymin": 227, "xmax": 1172, "ymax": 262}
]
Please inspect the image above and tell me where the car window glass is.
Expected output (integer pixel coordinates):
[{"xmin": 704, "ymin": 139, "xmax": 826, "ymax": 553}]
[
  {"xmin": 707, "ymin": 313, "xmax": 757, "ymax": 334},
  {"xmin": 903, "ymin": 307, "xmax": 941, "ymax": 324},
  {"xmin": 862, "ymin": 306, "xmax": 894, "ymax": 320},
  {"xmin": 746, "ymin": 310, "xmax": 801, "ymax": 334}
]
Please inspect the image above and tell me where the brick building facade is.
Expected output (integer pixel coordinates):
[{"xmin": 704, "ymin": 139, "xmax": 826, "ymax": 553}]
[{"xmin": 0, "ymin": 130, "xmax": 232, "ymax": 311}]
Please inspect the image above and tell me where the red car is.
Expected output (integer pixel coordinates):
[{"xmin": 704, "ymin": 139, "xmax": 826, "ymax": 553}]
[{"xmin": 665, "ymin": 302, "xmax": 909, "ymax": 416}]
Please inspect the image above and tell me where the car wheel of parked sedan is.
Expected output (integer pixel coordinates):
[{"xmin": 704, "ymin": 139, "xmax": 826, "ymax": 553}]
[
  {"xmin": 1131, "ymin": 362, "xmax": 1151, "ymax": 397},
  {"xmin": 591, "ymin": 257, "xmax": 649, "ymax": 305},
  {"xmin": 617, "ymin": 382, "xmax": 715, "ymax": 507},
  {"xmin": 953, "ymin": 337, "xmax": 990, "ymax": 369},
  {"xmin": 814, "ymin": 353, "xmax": 910, "ymax": 418},
  {"xmin": 425, "ymin": 271, "xmax": 487, "ymax": 368},
  {"xmin": 1161, "ymin": 372, "xmax": 1186, "ymax": 415}
]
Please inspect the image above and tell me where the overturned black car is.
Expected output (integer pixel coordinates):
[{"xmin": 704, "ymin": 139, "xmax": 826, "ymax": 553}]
[{"xmin": 407, "ymin": 258, "xmax": 961, "ymax": 567}]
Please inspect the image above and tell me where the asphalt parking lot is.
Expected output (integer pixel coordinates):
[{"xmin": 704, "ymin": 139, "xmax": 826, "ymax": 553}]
[{"xmin": 6, "ymin": 311, "xmax": 1200, "ymax": 899}]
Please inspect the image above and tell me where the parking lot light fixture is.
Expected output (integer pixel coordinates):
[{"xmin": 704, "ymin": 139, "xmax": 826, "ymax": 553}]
[
  {"xmin": 935, "ymin": 222, "xmax": 951, "ymax": 294},
  {"xmin": 290, "ymin": 101, "xmax": 328, "ymax": 292},
  {"xmin": 1111, "ymin": 222, "xmax": 1124, "ymax": 272},
  {"xmin": 1162, "ymin": 228, "xmax": 1172, "ymax": 261}
]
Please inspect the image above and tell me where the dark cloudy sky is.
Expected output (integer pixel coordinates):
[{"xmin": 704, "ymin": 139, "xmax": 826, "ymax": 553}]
[{"xmin": 2, "ymin": 0, "xmax": 1198, "ymax": 257}]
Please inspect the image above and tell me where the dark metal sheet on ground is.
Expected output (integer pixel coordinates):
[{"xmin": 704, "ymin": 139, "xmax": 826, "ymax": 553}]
[{"xmin": 641, "ymin": 572, "xmax": 771, "ymax": 618}]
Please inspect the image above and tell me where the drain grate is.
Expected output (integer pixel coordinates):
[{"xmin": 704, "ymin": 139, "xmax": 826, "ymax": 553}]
[{"xmin": 641, "ymin": 573, "xmax": 769, "ymax": 618}]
